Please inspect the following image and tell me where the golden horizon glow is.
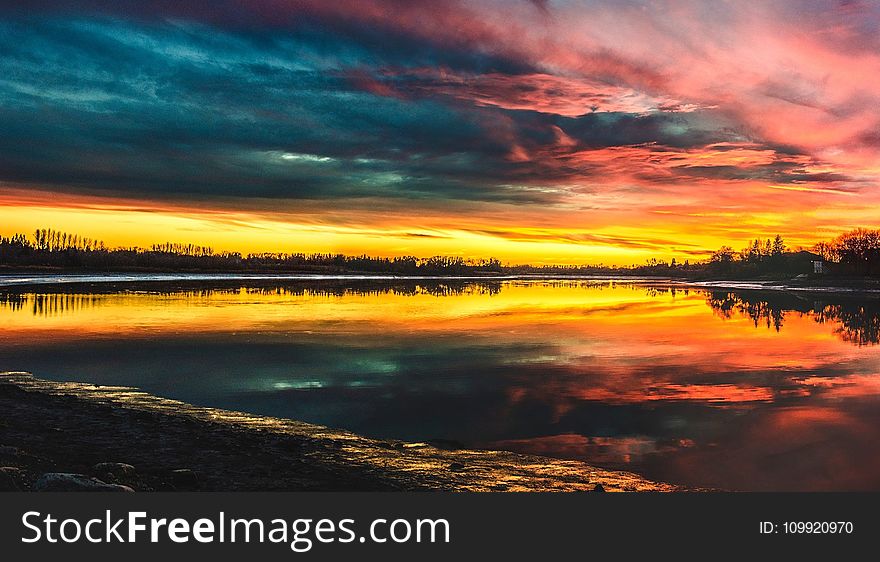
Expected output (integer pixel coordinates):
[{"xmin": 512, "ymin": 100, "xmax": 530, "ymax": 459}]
[
  {"xmin": 1, "ymin": 186, "xmax": 873, "ymax": 266},
  {"xmin": 4, "ymin": 4, "xmax": 880, "ymax": 266}
]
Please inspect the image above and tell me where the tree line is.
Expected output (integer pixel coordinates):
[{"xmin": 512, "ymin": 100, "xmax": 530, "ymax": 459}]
[
  {"xmin": 2, "ymin": 226, "xmax": 880, "ymax": 277},
  {"xmin": 31, "ymin": 228, "xmax": 107, "ymax": 252},
  {"xmin": 0, "ymin": 229, "xmax": 504, "ymax": 275},
  {"xmin": 709, "ymin": 228, "xmax": 880, "ymax": 276}
]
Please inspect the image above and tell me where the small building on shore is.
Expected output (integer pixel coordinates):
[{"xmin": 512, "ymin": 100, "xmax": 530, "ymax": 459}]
[
  {"xmin": 785, "ymin": 250, "xmax": 828, "ymax": 275},
  {"xmin": 779, "ymin": 250, "xmax": 825, "ymax": 275}
]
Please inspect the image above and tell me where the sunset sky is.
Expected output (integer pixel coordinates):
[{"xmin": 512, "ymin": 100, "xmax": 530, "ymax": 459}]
[{"xmin": 1, "ymin": 1, "xmax": 879, "ymax": 265}]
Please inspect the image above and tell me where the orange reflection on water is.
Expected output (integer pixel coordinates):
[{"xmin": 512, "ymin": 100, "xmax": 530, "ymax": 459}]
[
  {"xmin": 1, "ymin": 282, "xmax": 877, "ymax": 406},
  {"xmin": 2, "ymin": 280, "xmax": 880, "ymax": 490}
]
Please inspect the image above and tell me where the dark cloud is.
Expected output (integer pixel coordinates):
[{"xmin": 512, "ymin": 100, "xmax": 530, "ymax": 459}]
[
  {"xmin": 0, "ymin": 17, "xmax": 550, "ymax": 204},
  {"xmin": 0, "ymin": 7, "xmax": 833, "ymax": 208}
]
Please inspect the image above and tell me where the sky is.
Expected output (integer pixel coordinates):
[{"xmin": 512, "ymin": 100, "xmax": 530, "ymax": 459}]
[{"xmin": 1, "ymin": 0, "xmax": 879, "ymax": 265}]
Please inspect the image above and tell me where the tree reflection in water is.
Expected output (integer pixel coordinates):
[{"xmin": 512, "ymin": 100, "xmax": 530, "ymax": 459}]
[
  {"xmin": 706, "ymin": 290, "xmax": 880, "ymax": 346},
  {"xmin": 3, "ymin": 281, "xmax": 879, "ymax": 345}
]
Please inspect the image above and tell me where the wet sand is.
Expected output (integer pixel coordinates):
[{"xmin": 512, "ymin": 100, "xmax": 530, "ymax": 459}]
[{"xmin": 0, "ymin": 372, "xmax": 679, "ymax": 492}]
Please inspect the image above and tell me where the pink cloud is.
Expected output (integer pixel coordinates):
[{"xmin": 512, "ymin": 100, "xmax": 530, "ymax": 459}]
[
  {"xmin": 332, "ymin": 1, "xmax": 880, "ymax": 176},
  {"xmin": 370, "ymin": 69, "xmax": 697, "ymax": 117}
]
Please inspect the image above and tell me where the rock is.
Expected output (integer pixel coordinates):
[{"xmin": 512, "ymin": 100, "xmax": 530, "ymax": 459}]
[
  {"xmin": 171, "ymin": 469, "xmax": 198, "ymax": 488},
  {"xmin": 593, "ymin": 483, "xmax": 606, "ymax": 493},
  {"xmin": 34, "ymin": 473, "xmax": 134, "ymax": 492},
  {"xmin": 448, "ymin": 462, "xmax": 465, "ymax": 471},
  {"xmin": 0, "ymin": 469, "xmax": 19, "ymax": 491},
  {"xmin": 93, "ymin": 462, "xmax": 136, "ymax": 480}
]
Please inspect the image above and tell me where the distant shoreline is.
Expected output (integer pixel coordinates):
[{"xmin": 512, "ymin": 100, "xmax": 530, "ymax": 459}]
[
  {"xmin": 0, "ymin": 372, "xmax": 678, "ymax": 492},
  {"xmin": 2, "ymin": 270, "xmax": 880, "ymax": 294}
]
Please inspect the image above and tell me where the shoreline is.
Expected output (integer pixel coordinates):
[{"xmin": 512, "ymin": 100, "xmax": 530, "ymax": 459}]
[
  {"xmin": 2, "ymin": 271, "xmax": 880, "ymax": 295},
  {"xmin": 0, "ymin": 372, "xmax": 680, "ymax": 492}
]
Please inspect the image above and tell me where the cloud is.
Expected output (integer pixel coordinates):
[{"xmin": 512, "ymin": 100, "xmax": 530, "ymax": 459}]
[
  {"xmin": 1, "ymin": 1, "xmax": 880, "ymax": 262},
  {"xmin": 355, "ymin": 68, "xmax": 701, "ymax": 117},
  {"xmin": 0, "ymin": 17, "xmax": 557, "ymax": 205}
]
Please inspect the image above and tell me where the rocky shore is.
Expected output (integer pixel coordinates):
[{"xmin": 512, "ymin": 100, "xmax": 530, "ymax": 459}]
[{"xmin": 0, "ymin": 372, "xmax": 678, "ymax": 492}]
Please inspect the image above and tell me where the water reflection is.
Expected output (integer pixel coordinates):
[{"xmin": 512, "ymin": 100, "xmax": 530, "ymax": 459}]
[
  {"xmin": 1, "ymin": 279, "xmax": 880, "ymax": 490},
  {"xmin": 707, "ymin": 290, "xmax": 880, "ymax": 345}
]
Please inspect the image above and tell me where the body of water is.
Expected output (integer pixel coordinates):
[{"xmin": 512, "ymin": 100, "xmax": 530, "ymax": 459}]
[{"xmin": 2, "ymin": 276, "xmax": 880, "ymax": 491}]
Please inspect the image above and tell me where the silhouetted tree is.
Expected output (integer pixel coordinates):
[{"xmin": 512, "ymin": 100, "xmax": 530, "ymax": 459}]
[{"xmin": 831, "ymin": 228, "xmax": 880, "ymax": 275}]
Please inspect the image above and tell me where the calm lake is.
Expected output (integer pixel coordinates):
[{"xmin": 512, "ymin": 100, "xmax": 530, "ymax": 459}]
[{"xmin": 2, "ymin": 276, "xmax": 880, "ymax": 491}]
